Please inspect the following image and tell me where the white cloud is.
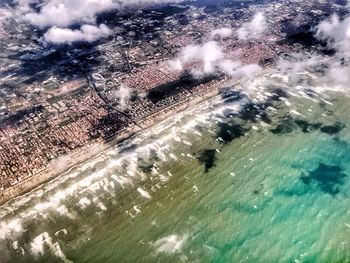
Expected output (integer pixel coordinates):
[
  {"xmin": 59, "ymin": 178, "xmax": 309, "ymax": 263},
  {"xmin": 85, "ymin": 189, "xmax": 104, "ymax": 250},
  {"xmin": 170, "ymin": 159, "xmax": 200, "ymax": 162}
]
[
  {"xmin": 219, "ymin": 59, "xmax": 242, "ymax": 75},
  {"xmin": 169, "ymin": 41, "xmax": 261, "ymax": 78},
  {"xmin": 0, "ymin": 8, "xmax": 13, "ymax": 22},
  {"xmin": 315, "ymin": 14, "xmax": 346, "ymax": 43},
  {"xmin": 0, "ymin": 8, "xmax": 12, "ymax": 33},
  {"xmin": 327, "ymin": 65, "xmax": 350, "ymax": 86},
  {"xmin": 314, "ymin": 14, "xmax": 350, "ymax": 87},
  {"xmin": 24, "ymin": 0, "xmax": 184, "ymax": 28},
  {"xmin": 44, "ymin": 24, "xmax": 112, "ymax": 44},
  {"xmin": 114, "ymin": 84, "xmax": 132, "ymax": 108},
  {"xmin": 219, "ymin": 59, "xmax": 261, "ymax": 77},
  {"xmin": 211, "ymin": 27, "xmax": 233, "ymax": 39},
  {"xmin": 275, "ymin": 13, "xmax": 350, "ymax": 90},
  {"xmin": 169, "ymin": 41, "xmax": 224, "ymax": 75},
  {"xmin": 25, "ymin": 0, "xmax": 115, "ymax": 28},
  {"xmin": 0, "ymin": 0, "xmax": 183, "ymax": 42},
  {"xmin": 237, "ymin": 12, "xmax": 267, "ymax": 40},
  {"xmin": 277, "ymin": 53, "xmax": 328, "ymax": 75},
  {"xmin": 315, "ymin": 14, "xmax": 350, "ymax": 57},
  {"xmin": 19, "ymin": 0, "xmax": 184, "ymax": 43},
  {"xmin": 236, "ymin": 64, "xmax": 262, "ymax": 78}
]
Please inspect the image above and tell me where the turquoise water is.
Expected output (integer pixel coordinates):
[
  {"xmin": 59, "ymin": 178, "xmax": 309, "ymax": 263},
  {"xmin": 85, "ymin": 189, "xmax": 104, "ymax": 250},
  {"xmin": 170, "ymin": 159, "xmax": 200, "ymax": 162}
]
[{"xmin": 1, "ymin": 73, "xmax": 350, "ymax": 262}]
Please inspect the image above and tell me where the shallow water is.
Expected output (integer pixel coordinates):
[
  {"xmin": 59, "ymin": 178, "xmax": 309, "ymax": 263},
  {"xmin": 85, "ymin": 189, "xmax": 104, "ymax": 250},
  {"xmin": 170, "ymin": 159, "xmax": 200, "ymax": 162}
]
[{"xmin": 1, "ymin": 73, "xmax": 350, "ymax": 262}]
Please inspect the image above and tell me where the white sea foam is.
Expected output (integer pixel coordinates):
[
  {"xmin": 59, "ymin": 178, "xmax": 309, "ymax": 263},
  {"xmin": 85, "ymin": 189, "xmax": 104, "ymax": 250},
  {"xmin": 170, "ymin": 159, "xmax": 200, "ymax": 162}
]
[
  {"xmin": 97, "ymin": 202, "xmax": 107, "ymax": 211},
  {"xmin": 174, "ymin": 136, "xmax": 182, "ymax": 142},
  {"xmin": 12, "ymin": 240, "xmax": 19, "ymax": 250},
  {"xmin": 31, "ymin": 232, "xmax": 49, "ymax": 256},
  {"xmin": 111, "ymin": 175, "xmax": 133, "ymax": 188},
  {"xmin": 109, "ymin": 181, "xmax": 116, "ymax": 189},
  {"xmin": 183, "ymin": 140, "xmax": 192, "ymax": 146},
  {"xmin": 127, "ymin": 170, "xmax": 136, "ymax": 177},
  {"xmin": 56, "ymin": 205, "xmax": 74, "ymax": 219},
  {"xmin": 31, "ymin": 232, "xmax": 73, "ymax": 263},
  {"xmin": 90, "ymin": 181, "xmax": 103, "ymax": 192},
  {"xmin": 34, "ymin": 202, "xmax": 51, "ymax": 212},
  {"xmin": 290, "ymin": 110, "xmax": 305, "ymax": 117},
  {"xmin": 186, "ymin": 153, "xmax": 195, "ymax": 159},
  {"xmin": 133, "ymin": 205, "xmax": 141, "ymax": 214},
  {"xmin": 153, "ymin": 234, "xmax": 188, "ymax": 254},
  {"xmin": 320, "ymin": 98, "xmax": 333, "ymax": 105},
  {"xmin": 159, "ymin": 174, "xmax": 169, "ymax": 182},
  {"xmin": 137, "ymin": 188, "xmax": 151, "ymax": 199},
  {"xmin": 55, "ymin": 229, "xmax": 68, "ymax": 236},
  {"xmin": 77, "ymin": 197, "xmax": 91, "ymax": 209},
  {"xmin": 12, "ymin": 240, "xmax": 25, "ymax": 255},
  {"xmin": 169, "ymin": 153, "xmax": 178, "ymax": 160},
  {"xmin": 280, "ymin": 97, "xmax": 292, "ymax": 106},
  {"xmin": 0, "ymin": 218, "xmax": 24, "ymax": 239}
]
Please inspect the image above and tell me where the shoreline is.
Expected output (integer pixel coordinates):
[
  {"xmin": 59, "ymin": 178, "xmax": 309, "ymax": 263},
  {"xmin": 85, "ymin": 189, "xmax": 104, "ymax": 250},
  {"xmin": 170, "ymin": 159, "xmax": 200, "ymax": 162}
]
[{"xmin": 0, "ymin": 79, "xmax": 229, "ymax": 206}]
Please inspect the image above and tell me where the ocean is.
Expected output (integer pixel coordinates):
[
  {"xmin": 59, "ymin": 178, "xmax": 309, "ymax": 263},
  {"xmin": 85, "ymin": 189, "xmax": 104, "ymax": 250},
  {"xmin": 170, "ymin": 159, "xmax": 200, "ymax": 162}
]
[{"xmin": 1, "ymin": 71, "xmax": 350, "ymax": 263}]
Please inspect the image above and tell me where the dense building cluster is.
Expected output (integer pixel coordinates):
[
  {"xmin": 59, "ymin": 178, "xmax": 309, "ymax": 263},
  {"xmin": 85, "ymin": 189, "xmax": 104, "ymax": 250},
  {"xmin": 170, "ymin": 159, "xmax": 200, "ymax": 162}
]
[{"xmin": 0, "ymin": 88, "xmax": 130, "ymax": 189}]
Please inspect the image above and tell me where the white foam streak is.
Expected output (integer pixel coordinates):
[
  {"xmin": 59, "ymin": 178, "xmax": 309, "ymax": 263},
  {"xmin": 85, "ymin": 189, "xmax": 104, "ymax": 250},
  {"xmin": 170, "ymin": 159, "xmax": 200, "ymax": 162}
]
[
  {"xmin": 153, "ymin": 234, "xmax": 188, "ymax": 254},
  {"xmin": 77, "ymin": 197, "xmax": 91, "ymax": 209},
  {"xmin": 137, "ymin": 188, "xmax": 151, "ymax": 199},
  {"xmin": 0, "ymin": 219, "xmax": 23, "ymax": 239},
  {"xmin": 31, "ymin": 232, "xmax": 73, "ymax": 263}
]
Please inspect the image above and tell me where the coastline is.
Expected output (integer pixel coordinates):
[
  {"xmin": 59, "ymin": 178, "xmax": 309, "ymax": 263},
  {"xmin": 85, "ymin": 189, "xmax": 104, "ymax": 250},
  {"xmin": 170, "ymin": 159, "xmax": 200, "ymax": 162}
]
[{"xmin": 0, "ymin": 78, "xmax": 230, "ymax": 206}]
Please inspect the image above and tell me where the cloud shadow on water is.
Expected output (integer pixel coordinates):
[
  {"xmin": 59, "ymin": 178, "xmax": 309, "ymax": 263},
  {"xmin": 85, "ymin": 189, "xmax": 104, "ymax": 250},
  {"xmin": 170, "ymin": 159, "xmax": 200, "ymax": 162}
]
[
  {"xmin": 320, "ymin": 122, "xmax": 345, "ymax": 135},
  {"xmin": 270, "ymin": 116, "xmax": 297, "ymax": 135},
  {"xmin": 238, "ymin": 102, "xmax": 272, "ymax": 124},
  {"xmin": 270, "ymin": 114, "xmax": 344, "ymax": 136},
  {"xmin": 197, "ymin": 149, "xmax": 217, "ymax": 173},
  {"xmin": 219, "ymin": 87, "xmax": 246, "ymax": 104},
  {"xmin": 300, "ymin": 163, "xmax": 347, "ymax": 195},
  {"xmin": 216, "ymin": 122, "xmax": 248, "ymax": 144},
  {"xmin": 294, "ymin": 119, "xmax": 322, "ymax": 133}
]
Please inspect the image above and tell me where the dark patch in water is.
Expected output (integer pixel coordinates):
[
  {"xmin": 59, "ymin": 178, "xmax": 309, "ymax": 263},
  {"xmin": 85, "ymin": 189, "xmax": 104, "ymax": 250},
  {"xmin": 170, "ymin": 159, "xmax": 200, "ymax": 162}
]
[
  {"xmin": 119, "ymin": 143, "xmax": 138, "ymax": 154},
  {"xmin": 300, "ymin": 163, "xmax": 347, "ymax": 195},
  {"xmin": 294, "ymin": 119, "xmax": 322, "ymax": 133},
  {"xmin": 222, "ymin": 108, "xmax": 238, "ymax": 119},
  {"xmin": 270, "ymin": 116, "xmax": 343, "ymax": 136},
  {"xmin": 231, "ymin": 201, "xmax": 261, "ymax": 214},
  {"xmin": 219, "ymin": 87, "xmax": 246, "ymax": 104},
  {"xmin": 270, "ymin": 88, "xmax": 289, "ymax": 101},
  {"xmin": 197, "ymin": 149, "xmax": 217, "ymax": 172},
  {"xmin": 319, "ymin": 101, "xmax": 335, "ymax": 116},
  {"xmin": 270, "ymin": 117, "xmax": 296, "ymax": 135},
  {"xmin": 305, "ymin": 89, "xmax": 317, "ymax": 98},
  {"xmin": 320, "ymin": 122, "xmax": 345, "ymax": 135},
  {"xmin": 333, "ymin": 137, "xmax": 349, "ymax": 147},
  {"xmin": 239, "ymin": 102, "xmax": 272, "ymax": 124},
  {"xmin": 194, "ymin": 125, "xmax": 204, "ymax": 132},
  {"xmin": 252, "ymin": 183, "xmax": 264, "ymax": 195},
  {"xmin": 277, "ymin": 187, "xmax": 309, "ymax": 197},
  {"xmin": 148, "ymin": 149, "xmax": 160, "ymax": 162},
  {"xmin": 138, "ymin": 163, "xmax": 154, "ymax": 173},
  {"xmin": 216, "ymin": 122, "xmax": 247, "ymax": 144}
]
